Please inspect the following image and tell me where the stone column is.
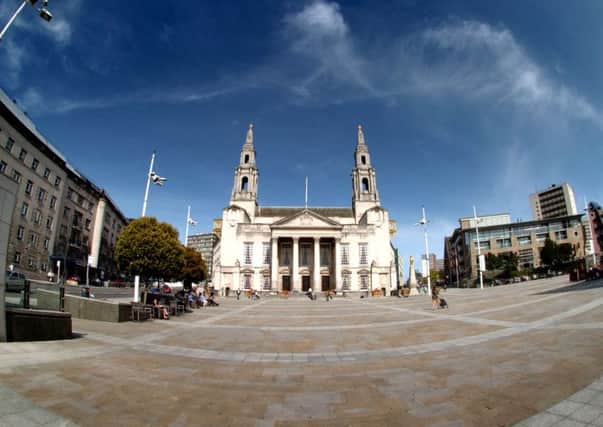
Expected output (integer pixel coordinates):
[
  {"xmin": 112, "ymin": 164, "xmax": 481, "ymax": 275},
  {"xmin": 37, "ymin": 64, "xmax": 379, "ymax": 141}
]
[
  {"xmin": 292, "ymin": 237, "xmax": 300, "ymax": 291},
  {"xmin": 234, "ymin": 261, "xmax": 241, "ymax": 291},
  {"xmin": 271, "ymin": 237, "xmax": 278, "ymax": 291},
  {"xmin": 313, "ymin": 237, "xmax": 320, "ymax": 291},
  {"xmin": 334, "ymin": 238, "xmax": 341, "ymax": 291}
]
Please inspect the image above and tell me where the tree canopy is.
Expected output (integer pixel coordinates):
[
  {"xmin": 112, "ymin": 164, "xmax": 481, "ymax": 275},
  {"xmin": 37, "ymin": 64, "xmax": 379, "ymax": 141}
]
[
  {"xmin": 540, "ymin": 237, "xmax": 576, "ymax": 269},
  {"xmin": 114, "ymin": 217, "xmax": 184, "ymax": 283},
  {"xmin": 180, "ymin": 246, "xmax": 207, "ymax": 289},
  {"xmin": 485, "ymin": 251, "xmax": 519, "ymax": 278}
]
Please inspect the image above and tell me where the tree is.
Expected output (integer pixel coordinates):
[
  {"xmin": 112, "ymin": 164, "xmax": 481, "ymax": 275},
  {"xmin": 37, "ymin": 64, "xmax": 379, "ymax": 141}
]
[
  {"xmin": 540, "ymin": 237, "xmax": 557, "ymax": 269},
  {"xmin": 486, "ymin": 253, "xmax": 502, "ymax": 270},
  {"xmin": 114, "ymin": 217, "xmax": 184, "ymax": 284},
  {"xmin": 180, "ymin": 247, "xmax": 207, "ymax": 290}
]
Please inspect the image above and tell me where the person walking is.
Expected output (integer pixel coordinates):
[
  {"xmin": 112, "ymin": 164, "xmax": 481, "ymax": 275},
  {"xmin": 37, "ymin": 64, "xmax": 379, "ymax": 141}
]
[{"xmin": 431, "ymin": 285, "xmax": 440, "ymax": 310}]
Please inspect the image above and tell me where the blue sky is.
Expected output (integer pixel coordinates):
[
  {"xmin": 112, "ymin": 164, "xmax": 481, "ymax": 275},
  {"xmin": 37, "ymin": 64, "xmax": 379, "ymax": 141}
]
[{"xmin": 1, "ymin": 0, "xmax": 603, "ymax": 267}]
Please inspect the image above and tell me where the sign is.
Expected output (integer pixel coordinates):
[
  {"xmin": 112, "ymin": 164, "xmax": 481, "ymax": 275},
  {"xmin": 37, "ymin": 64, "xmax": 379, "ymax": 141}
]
[
  {"xmin": 87, "ymin": 256, "xmax": 95, "ymax": 266},
  {"xmin": 479, "ymin": 254, "xmax": 486, "ymax": 272}
]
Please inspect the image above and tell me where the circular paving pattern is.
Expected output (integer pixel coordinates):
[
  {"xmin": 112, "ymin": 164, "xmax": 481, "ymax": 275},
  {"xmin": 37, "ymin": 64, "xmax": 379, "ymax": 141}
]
[{"xmin": 0, "ymin": 276, "xmax": 602, "ymax": 426}]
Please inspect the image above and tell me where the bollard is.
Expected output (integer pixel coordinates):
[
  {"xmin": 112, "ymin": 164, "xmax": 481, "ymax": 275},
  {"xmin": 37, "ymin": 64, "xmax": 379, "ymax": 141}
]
[
  {"xmin": 59, "ymin": 287, "xmax": 65, "ymax": 312},
  {"xmin": 23, "ymin": 280, "xmax": 30, "ymax": 309}
]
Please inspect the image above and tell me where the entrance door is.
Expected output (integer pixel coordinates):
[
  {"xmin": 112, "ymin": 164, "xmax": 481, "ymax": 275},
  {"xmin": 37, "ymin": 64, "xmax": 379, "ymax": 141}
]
[
  {"xmin": 302, "ymin": 276, "xmax": 310, "ymax": 292},
  {"xmin": 282, "ymin": 275, "xmax": 291, "ymax": 291},
  {"xmin": 321, "ymin": 276, "xmax": 330, "ymax": 291}
]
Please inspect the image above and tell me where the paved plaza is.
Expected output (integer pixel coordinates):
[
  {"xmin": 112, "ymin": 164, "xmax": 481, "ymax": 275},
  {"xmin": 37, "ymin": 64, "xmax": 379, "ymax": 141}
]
[{"xmin": 1, "ymin": 276, "xmax": 603, "ymax": 426}]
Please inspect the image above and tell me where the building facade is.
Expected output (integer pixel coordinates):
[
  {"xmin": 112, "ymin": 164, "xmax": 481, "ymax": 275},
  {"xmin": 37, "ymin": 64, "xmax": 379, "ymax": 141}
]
[
  {"xmin": 0, "ymin": 88, "xmax": 126, "ymax": 281},
  {"xmin": 530, "ymin": 183, "xmax": 577, "ymax": 220},
  {"xmin": 187, "ymin": 232, "xmax": 219, "ymax": 279},
  {"xmin": 212, "ymin": 124, "xmax": 397, "ymax": 294},
  {"xmin": 445, "ymin": 213, "xmax": 585, "ymax": 284},
  {"xmin": 585, "ymin": 202, "xmax": 603, "ymax": 267}
]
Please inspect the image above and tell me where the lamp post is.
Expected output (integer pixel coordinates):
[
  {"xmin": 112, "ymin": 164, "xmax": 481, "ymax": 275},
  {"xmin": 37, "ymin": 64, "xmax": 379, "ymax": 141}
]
[
  {"xmin": 473, "ymin": 205, "xmax": 484, "ymax": 290},
  {"xmin": 0, "ymin": 0, "xmax": 53, "ymax": 43},
  {"xmin": 417, "ymin": 206, "xmax": 431, "ymax": 295}
]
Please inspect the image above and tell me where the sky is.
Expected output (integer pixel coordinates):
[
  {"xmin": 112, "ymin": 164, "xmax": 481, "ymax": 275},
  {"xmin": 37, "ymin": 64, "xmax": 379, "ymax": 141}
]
[{"xmin": 1, "ymin": 0, "xmax": 603, "ymax": 268}]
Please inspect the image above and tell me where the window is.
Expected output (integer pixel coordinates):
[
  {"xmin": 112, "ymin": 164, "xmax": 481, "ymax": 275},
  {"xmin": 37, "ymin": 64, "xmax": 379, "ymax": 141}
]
[
  {"xmin": 243, "ymin": 274, "xmax": 252, "ymax": 289},
  {"xmin": 14, "ymin": 252, "xmax": 21, "ymax": 264},
  {"xmin": 43, "ymin": 238, "xmax": 49, "ymax": 249},
  {"xmin": 41, "ymin": 263, "xmax": 48, "ymax": 272},
  {"xmin": 241, "ymin": 176, "xmax": 248, "ymax": 192},
  {"xmin": 50, "ymin": 196, "xmax": 57, "ymax": 209},
  {"xmin": 320, "ymin": 243, "xmax": 330, "ymax": 267},
  {"xmin": 63, "ymin": 207, "xmax": 70, "ymax": 217},
  {"xmin": 361, "ymin": 155, "xmax": 366, "ymax": 165},
  {"xmin": 244, "ymin": 154, "xmax": 249, "ymax": 164},
  {"xmin": 244, "ymin": 242, "xmax": 253, "ymax": 265},
  {"xmin": 25, "ymin": 180, "xmax": 33, "ymax": 195},
  {"xmin": 536, "ymin": 233, "xmax": 548, "ymax": 242},
  {"xmin": 555, "ymin": 230, "xmax": 568, "ymax": 240},
  {"xmin": 362, "ymin": 178, "xmax": 369, "ymax": 192},
  {"xmin": 85, "ymin": 218, "xmax": 91, "ymax": 230},
  {"xmin": 29, "ymin": 233, "xmax": 38, "ymax": 247},
  {"xmin": 0, "ymin": 160, "xmax": 6, "ymax": 174},
  {"xmin": 5, "ymin": 137, "xmax": 14, "ymax": 152},
  {"xmin": 37, "ymin": 188, "xmax": 46, "ymax": 202},
  {"xmin": 263, "ymin": 275, "xmax": 271, "ymax": 290},
  {"xmin": 17, "ymin": 225, "xmax": 24, "ymax": 240},
  {"xmin": 262, "ymin": 242, "xmax": 271, "ymax": 264},
  {"xmin": 359, "ymin": 243, "xmax": 368, "ymax": 265},
  {"xmin": 59, "ymin": 224, "xmax": 67, "ymax": 237},
  {"xmin": 342, "ymin": 273, "xmax": 351, "ymax": 290},
  {"xmin": 67, "ymin": 188, "xmax": 73, "ymax": 200},
  {"xmin": 496, "ymin": 238, "xmax": 512, "ymax": 249},
  {"xmin": 12, "ymin": 170, "xmax": 21, "ymax": 183},
  {"xmin": 28, "ymin": 258, "xmax": 35, "ymax": 268},
  {"xmin": 43, "ymin": 168, "xmax": 51, "ymax": 179},
  {"xmin": 518, "ymin": 236, "xmax": 531, "ymax": 246},
  {"xmin": 18, "ymin": 148, "xmax": 27, "ymax": 161},
  {"xmin": 359, "ymin": 274, "xmax": 369, "ymax": 290},
  {"xmin": 475, "ymin": 240, "xmax": 491, "ymax": 250},
  {"xmin": 341, "ymin": 244, "xmax": 349, "ymax": 265},
  {"xmin": 20, "ymin": 202, "xmax": 28, "ymax": 217},
  {"xmin": 46, "ymin": 216, "xmax": 53, "ymax": 230},
  {"xmin": 300, "ymin": 243, "xmax": 311, "ymax": 266},
  {"xmin": 54, "ymin": 176, "xmax": 61, "ymax": 187},
  {"xmin": 32, "ymin": 209, "xmax": 41, "ymax": 224},
  {"xmin": 281, "ymin": 243, "xmax": 291, "ymax": 266},
  {"xmin": 31, "ymin": 158, "xmax": 39, "ymax": 171}
]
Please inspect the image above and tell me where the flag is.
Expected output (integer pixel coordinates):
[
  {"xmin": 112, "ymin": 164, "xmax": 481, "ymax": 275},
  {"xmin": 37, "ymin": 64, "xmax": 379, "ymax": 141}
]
[
  {"xmin": 187, "ymin": 217, "xmax": 198, "ymax": 226},
  {"xmin": 150, "ymin": 171, "xmax": 167, "ymax": 186}
]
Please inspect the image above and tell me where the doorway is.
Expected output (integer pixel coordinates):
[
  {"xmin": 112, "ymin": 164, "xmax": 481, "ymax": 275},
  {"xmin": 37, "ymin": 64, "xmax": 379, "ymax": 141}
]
[
  {"xmin": 282, "ymin": 275, "xmax": 291, "ymax": 291},
  {"xmin": 302, "ymin": 276, "xmax": 310, "ymax": 292},
  {"xmin": 321, "ymin": 276, "xmax": 330, "ymax": 291}
]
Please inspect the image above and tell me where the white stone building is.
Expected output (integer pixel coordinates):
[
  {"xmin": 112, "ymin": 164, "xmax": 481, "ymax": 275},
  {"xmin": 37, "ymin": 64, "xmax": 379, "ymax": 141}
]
[{"xmin": 212, "ymin": 124, "xmax": 397, "ymax": 294}]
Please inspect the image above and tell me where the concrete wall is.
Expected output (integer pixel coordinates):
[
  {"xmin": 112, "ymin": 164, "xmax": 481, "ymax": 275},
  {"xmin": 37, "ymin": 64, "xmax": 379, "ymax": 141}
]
[
  {"xmin": 6, "ymin": 308, "xmax": 71, "ymax": 341},
  {"xmin": 0, "ymin": 174, "xmax": 18, "ymax": 342},
  {"xmin": 37, "ymin": 289, "xmax": 130, "ymax": 322}
]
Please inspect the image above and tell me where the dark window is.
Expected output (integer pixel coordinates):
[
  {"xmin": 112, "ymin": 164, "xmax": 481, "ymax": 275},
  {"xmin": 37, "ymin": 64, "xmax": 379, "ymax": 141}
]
[
  {"xmin": 17, "ymin": 226, "xmax": 24, "ymax": 240},
  {"xmin": 0, "ymin": 161, "xmax": 6, "ymax": 174},
  {"xmin": 18, "ymin": 148, "xmax": 27, "ymax": 161},
  {"xmin": 37, "ymin": 188, "xmax": 46, "ymax": 202},
  {"xmin": 12, "ymin": 170, "xmax": 21, "ymax": 183},
  {"xmin": 25, "ymin": 180, "xmax": 33, "ymax": 195},
  {"xmin": 54, "ymin": 176, "xmax": 61, "ymax": 187},
  {"xmin": 361, "ymin": 155, "xmax": 366, "ymax": 165},
  {"xmin": 362, "ymin": 178, "xmax": 369, "ymax": 192},
  {"xmin": 31, "ymin": 158, "xmax": 39, "ymax": 170},
  {"xmin": 43, "ymin": 168, "xmax": 51, "ymax": 178},
  {"xmin": 5, "ymin": 137, "xmax": 14, "ymax": 152},
  {"xmin": 241, "ymin": 176, "xmax": 249, "ymax": 192},
  {"xmin": 244, "ymin": 154, "xmax": 249, "ymax": 163},
  {"xmin": 20, "ymin": 202, "xmax": 28, "ymax": 216},
  {"xmin": 50, "ymin": 196, "xmax": 57, "ymax": 209}
]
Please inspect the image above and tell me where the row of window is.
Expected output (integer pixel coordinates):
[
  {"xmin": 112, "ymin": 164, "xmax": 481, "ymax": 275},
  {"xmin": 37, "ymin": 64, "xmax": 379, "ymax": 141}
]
[
  {"xmin": 15, "ymin": 226, "xmax": 51, "ymax": 250},
  {"xmin": 3, "ymin": 136, "xmax": 62, "ymax": 187},
  {"xmin": 12, "ymin": 251, "xmax": 49, "ymax": 271},
  {"xmin": 242, "ymin": 242, "xmax": 369, "ymax": 266},
  {"xmin": 240, "ymin": 272, "xmax": 370, "ymax": 290}
]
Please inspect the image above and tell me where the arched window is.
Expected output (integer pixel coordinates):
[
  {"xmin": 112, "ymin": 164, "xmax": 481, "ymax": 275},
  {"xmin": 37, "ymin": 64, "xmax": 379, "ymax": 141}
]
[
  {"xmin": 361, "ymin": 155, "xmax": 366, "ymax": 165},
  {"xmin": 362, "ymin": 178, "xmax": 369, "ymax": 193},
  {"xmin": 244, "ymin": 154, "xmax": 249, "ymax": 164},
  {"xmin": 241, "ymin": 176, "xmax": 249, "ymax": 192}
]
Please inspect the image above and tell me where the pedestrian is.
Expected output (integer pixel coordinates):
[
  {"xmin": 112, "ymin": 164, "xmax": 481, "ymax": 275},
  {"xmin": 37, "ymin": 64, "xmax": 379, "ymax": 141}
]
[
  {"xmin": 431, "ymin": 285, "xmax": 440, "ymax": 310},
  {"xmin": 236, "ymin": 289, "xmax": 241, "ymax": 300}
]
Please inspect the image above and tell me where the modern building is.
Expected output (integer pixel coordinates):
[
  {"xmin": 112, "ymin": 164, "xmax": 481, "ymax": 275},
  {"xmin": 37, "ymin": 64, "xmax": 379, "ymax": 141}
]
[
  {"xmin": 186, "ymin": 232, "xmax": 219, "ymax": 279},
  {"xmin": 445, "ymin": 213, "xmax": 585, "ymax": 284},
  {"xmin": 212, "ymin": 124, "xmax": 397, "ymax": 294},
  {"xmin": 585, "ymin": 202, "xmax": 603, "ymax": 267},
  {"xmin": 530, "ymin": 183, "xmax": 577, "ymax": 220},
  {"xmin": 0, "ymin": 88, "xmax": 126, "ymax": 281}
]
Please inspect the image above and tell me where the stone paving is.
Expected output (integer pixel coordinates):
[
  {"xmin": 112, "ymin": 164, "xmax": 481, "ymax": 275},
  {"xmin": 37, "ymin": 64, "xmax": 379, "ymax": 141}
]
[{"xmin": 0, "ymin": 276, "xmax": 602, "ymax": 426}]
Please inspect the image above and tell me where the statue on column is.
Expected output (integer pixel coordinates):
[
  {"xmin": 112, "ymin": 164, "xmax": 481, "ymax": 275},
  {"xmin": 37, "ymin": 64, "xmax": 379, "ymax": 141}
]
[{"xmin": 408, "ymin": 256, "xmax": 419, "ymax": 295}]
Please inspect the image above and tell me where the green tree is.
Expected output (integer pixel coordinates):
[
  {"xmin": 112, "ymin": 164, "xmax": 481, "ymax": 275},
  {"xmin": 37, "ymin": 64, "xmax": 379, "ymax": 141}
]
[
  {"xmin": 540, "ymin": 237, "xmax": 558, "ymax": 268},
  {"xmin": 558, "ymin": 243, "xmax": 576, "ymax": 263},
  {"xmin": 180, "ymin": 247, "xmax": 207, "ymax": 290},
  {"xmin": 486, "ymin": 253, "xmax": 502, "ymax": 270},
  {"xmin": 114, "ymin": 217, "xmax": 184, "ymax": 284}
]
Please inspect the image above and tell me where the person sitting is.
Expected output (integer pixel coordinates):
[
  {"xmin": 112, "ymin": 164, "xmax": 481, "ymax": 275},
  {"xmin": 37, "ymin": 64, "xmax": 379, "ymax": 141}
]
[
  {"xmin": 207, "ymin": 294, "xmax": 219, "ymax": 306},
  {"xmin": 152, "ymin": 298, "xmax": 169, "ymax": 320},
  {"xmin": 251, "ymin": 290, "xmax": 260, "ymax": 300},
  {"xmin": 187, "ymin": 292, "xmax": 195, "ymax": 309},
  {"xmin": 197, "ymin": 293, "xmax": 206, "ymax": 308},
  {"xmin": 431, "ymin": 286, "xmax": 440, "ymax": 310},
  {"xmin": 306, "ymin": 287, "xmax": 314, "ymax": 301}
]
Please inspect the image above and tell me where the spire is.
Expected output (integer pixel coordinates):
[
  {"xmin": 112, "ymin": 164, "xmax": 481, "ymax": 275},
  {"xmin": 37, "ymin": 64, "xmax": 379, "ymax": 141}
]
[
  {"xmin": 244, "ymin": 123, "xmax": 254, "ymax": 148},
  {"xmin": 357, "ymin": 124, "xmax": 365, "ymax": 146}
]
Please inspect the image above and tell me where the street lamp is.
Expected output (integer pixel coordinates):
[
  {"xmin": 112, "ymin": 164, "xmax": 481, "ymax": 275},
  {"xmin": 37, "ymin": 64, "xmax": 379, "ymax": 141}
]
[
  {"xmin": 0, "ymin": 0, "xmax": 53, "ymax": 43},
  {"xmin": 473, "ymin": 205, "xmax": 484, "ymax": 290},
  {"xmin": 416, "ymin": 206, "xmax": 431, "ymax": 296}
]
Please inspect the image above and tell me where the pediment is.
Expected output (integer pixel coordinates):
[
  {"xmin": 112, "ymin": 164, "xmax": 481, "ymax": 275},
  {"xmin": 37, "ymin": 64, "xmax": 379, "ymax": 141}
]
[{"xmin": 272, "ymin": 209, "xmax": 342, "ymax": 229}]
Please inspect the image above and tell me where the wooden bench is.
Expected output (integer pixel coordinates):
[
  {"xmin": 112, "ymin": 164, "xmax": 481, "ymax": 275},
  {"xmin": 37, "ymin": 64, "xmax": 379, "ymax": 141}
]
[{"xmin": 131, "ymin": 303, "xmax": 152, "ymax": 321}]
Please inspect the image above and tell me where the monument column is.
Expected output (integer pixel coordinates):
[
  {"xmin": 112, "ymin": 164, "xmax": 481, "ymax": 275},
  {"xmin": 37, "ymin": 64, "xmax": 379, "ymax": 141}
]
[
  {"xmin": 334, "ymin": 238, "xmax": 341, "ymax": 291},
  {"xmin": 271, "ymin": 237, "xmax": 278, "ymax": 290},
  {"xmin": 293, "ymin": 237, "xmax": 300, "ymax": 291},
  {"xmin": 313, "ymin": 237, "xmax": 321, "ymax": 291}
]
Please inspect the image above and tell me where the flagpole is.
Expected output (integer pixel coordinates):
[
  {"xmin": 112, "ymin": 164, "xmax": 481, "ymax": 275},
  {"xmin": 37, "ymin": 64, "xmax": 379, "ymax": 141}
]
[
  {"xmin": 141, "ymin": 151, "xmax": 155, "ymax": 217},
  {"xmin": 184, "ymin": 205, "xmax": 191, "ymax": 247},
  {"xmin": 305, "ymin": 176, "xmax": 308, "ymax": 209}
]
